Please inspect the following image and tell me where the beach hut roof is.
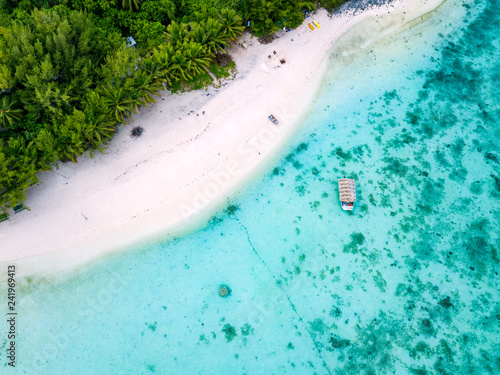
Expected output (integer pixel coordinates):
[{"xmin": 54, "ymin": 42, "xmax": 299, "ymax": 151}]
[
  {"xmin": 126, "ymin": 36, "xmax": 136, "ymax": 47},
  {"xmin": 338, "ymin": 178, "xmax": 356, "ymax": 202}
]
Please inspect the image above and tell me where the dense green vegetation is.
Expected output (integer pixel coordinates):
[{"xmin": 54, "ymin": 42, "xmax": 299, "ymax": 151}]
[{"xmin": 0, "ymin": 0, "xmax": 347, "ymax": 214}]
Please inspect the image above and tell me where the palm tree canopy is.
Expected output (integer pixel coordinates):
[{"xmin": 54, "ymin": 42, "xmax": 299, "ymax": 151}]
[
  {"xmin": 219, "ymin": 9, "xmax": 245, "ymax": 41},
  {"xmin": 98, "ymin": 85, "xmax": 139, "ymax": 124},
  {"xmin": 164, "ymin": 21, "xmax": 190, "ymax": 47},
  {"xmin": 0, "ymin": 96, "xmax": 23, "ymax": 128},
  {"xmin": 122, "ymin": 0, "xmax": 142, "ymax": 11}
]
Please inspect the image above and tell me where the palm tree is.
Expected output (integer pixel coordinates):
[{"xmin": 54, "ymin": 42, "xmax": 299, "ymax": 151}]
[
  {"xmin": 0, "ymin": 96, "xmax": 23, "ymax": 128},
  {"xmin": 164, "ymin": 21, "xmax": 190, "ymax": 47},
  {"xmin": 122, "ymin": 0, "xmax": 142, "ymax": 11},
  {"xmin": 169, "ymin": 51, "xmax": 193, "ymax": 82},
  {"xmin": 200, "ymin": 18, "xmax": 229, "ymax": 55},
  {"xmin": 189, "ymin": 24, "xmax": 209, "ymax": 46},
  {"xmin": 131, "ymin": 71, "xmax": 163, "ymax": 106},
  {"xmin": 98, "ymin": 85, "xmax": 139, "ymax": 124},
  {"xmin": 153, "ymin": 44, "xmax": 194, "ymax": 85},
  {"xmin": 141, "ymin": 57, "xmax": 167, "ymax": 83},
  {"xmin": 83, "ymin": 112, "xmax": 116, "ymax": 146},
  {"xmin": 219, "ymin": 9, "xmax": 245, "ymax": 41},
  {"xmin": 183, "ymin": 42, "xmax": 211, "ymax": 77}
]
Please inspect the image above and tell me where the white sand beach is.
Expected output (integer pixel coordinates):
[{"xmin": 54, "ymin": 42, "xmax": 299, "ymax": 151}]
[{"xmin": 0, "ymin": 0, "xmax": 444, "ymax": 278}]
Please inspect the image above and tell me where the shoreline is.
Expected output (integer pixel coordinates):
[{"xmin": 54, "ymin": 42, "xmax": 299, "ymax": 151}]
[{"xmin": 0, "ymin": 0, "xmax": 444, "ymax": 278}]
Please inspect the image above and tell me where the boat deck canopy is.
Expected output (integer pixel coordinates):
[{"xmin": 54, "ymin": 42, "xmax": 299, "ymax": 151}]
[{"xmin": 338, "ymin": 178, "xmax": 356, "ymax": 202}]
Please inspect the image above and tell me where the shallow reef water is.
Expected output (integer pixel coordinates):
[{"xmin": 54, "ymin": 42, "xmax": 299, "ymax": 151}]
[{"xmin": 1, "ymin": 0, "xmax": 499, "ymax": 374}]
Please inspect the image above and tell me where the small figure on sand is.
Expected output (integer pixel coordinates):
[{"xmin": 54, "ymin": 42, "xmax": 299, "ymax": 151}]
[
  {"xmin": 268, "ymin": 55, "xmax": 271, "ymax": 59},
  {"xmin": 273, "ymin": 50, "xmax": 277, "ymax": 55}
]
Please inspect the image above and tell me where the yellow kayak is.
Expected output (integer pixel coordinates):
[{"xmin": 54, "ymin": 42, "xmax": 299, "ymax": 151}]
[
  {"xmin": 308, "ymin": 23, "xmax": 314, "ymax": 31},
  {"xmin": 314, "ymin": 21, "xmax": 320, "ymax": 29}
]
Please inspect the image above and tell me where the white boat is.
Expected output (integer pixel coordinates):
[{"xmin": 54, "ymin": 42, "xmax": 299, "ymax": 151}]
[{"xmin": 338, "ymin": 178, "xmax": 356, "ymax": 211}]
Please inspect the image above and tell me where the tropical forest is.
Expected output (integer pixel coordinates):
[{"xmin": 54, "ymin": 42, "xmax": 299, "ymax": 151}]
[{"xmin": 0, "ymin": 0, "xmax": 347, "ymax": 215}]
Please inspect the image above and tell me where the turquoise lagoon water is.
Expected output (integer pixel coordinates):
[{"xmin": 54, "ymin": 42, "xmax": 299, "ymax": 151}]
[{"xmin": 2, "ymin": 0, "xmax": 499, "ymax": 373}]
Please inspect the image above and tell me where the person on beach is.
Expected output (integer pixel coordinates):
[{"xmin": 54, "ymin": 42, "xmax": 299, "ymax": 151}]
[
  {"xmin": 273, "ymin": 51, "xmax": 277, "ymax": 55},
  {"xmin": 268, "ymin": 55, "xmax": 271, "ymax": 59}
]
